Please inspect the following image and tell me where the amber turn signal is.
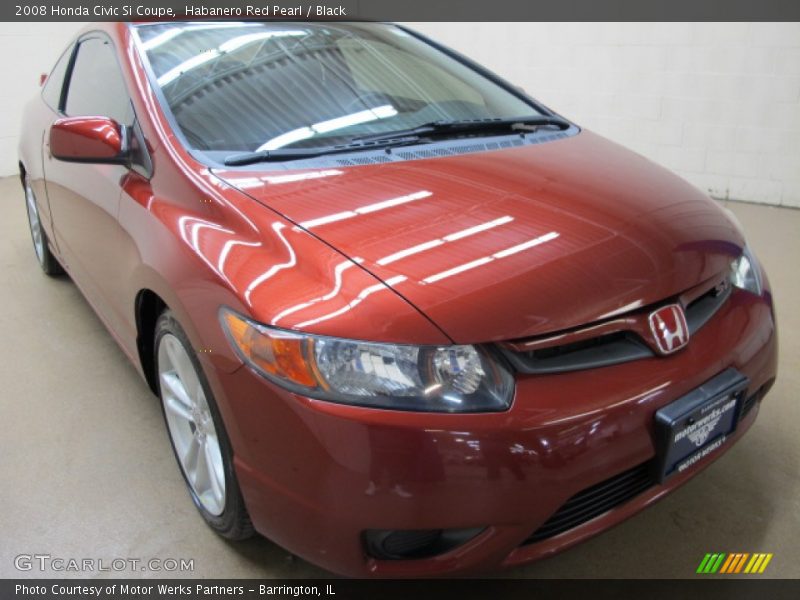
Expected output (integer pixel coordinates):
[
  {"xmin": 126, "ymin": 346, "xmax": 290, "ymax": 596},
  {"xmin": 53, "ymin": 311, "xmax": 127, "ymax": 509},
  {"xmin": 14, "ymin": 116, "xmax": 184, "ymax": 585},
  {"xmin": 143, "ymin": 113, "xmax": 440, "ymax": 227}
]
[{"xmin": 221, "ymin": 310, "xmax": 318, "ymax": 388}]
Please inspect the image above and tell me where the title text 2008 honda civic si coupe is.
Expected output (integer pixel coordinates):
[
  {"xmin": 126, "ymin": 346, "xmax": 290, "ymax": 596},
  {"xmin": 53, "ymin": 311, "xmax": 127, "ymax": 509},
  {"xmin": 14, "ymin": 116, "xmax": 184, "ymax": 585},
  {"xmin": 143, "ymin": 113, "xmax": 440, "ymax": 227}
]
[{"xmin": 19, "ymin": 21, "xmax": 777, "ymax": 576}]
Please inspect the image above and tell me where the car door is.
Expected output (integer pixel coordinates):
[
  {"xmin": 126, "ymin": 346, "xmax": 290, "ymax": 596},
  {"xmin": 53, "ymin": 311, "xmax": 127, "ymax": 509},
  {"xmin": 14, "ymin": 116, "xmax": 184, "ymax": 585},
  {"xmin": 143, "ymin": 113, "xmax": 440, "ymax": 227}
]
[{"xmin": 43, "ymin": 33, "xmax": 137, "ymax": 341}]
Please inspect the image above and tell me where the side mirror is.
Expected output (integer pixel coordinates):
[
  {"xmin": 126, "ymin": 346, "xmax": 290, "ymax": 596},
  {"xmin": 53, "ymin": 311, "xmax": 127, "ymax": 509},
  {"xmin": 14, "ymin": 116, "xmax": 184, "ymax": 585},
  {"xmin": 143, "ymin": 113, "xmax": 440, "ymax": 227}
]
[{"xmin": 50, "ymin": 116, "xmax": 129, "ymax": 164}]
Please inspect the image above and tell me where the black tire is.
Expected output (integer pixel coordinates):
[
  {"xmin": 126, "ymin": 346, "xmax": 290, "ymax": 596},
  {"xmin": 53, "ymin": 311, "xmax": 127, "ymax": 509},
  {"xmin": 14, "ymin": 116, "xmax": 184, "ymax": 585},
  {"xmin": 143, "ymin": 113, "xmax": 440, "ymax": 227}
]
[
  {"xmin": 154, "ymin": 310, "xmax": 254, "ymax": 540},
  {"xmin": 23, "ymin": 174, "xmax": 64, "ymax": 277}
]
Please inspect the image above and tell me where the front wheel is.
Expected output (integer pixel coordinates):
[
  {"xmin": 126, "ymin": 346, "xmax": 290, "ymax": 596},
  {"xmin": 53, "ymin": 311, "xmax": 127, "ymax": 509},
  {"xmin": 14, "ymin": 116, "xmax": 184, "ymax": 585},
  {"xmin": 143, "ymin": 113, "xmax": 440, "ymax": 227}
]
[
  {"xmin": 23, "ymin": 175, "xmax": 63, "ymax": 276},
  {"xmin": 155, "ymin": 310, "xmax": 254, "ymax": 540}
]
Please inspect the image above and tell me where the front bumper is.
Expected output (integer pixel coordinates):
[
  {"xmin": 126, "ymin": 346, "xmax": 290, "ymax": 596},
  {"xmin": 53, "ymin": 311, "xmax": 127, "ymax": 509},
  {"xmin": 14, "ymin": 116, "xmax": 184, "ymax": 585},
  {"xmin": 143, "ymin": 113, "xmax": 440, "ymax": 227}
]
[{"xmin": 209, "ymin": 285, "xmax": 777, "ymax": 577}]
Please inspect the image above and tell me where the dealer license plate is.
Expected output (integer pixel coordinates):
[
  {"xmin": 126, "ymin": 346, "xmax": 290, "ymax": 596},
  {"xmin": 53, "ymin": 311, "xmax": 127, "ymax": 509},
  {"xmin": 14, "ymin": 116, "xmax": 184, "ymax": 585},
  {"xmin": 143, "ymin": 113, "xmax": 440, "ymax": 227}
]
[{"xmin": 655, "ymin": 369, "xmax": 749, "ymax": 481}]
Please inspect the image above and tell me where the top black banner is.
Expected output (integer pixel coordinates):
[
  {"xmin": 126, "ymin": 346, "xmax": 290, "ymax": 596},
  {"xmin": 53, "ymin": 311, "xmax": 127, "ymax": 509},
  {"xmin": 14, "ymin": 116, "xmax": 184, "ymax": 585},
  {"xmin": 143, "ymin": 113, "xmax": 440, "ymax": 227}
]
[{"xmin": 5, "ymin": 0, "xmax": 800, "ymax": 22}]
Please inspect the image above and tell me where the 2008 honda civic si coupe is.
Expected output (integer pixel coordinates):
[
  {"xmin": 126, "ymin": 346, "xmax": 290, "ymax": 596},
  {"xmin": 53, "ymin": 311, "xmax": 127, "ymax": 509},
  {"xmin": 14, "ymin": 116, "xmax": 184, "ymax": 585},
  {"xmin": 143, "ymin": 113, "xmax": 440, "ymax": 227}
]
[{"xmin": 19, "ymin": 21, "xmax": 777, "ymax": 577}]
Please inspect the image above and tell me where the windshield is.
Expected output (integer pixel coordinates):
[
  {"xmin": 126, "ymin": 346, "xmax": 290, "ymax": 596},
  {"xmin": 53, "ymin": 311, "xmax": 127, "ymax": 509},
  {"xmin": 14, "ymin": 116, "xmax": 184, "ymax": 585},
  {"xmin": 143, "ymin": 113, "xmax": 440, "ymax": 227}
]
[{"xmin": 133, "ymin": 22, "xmax": 545, "ymax": 154}]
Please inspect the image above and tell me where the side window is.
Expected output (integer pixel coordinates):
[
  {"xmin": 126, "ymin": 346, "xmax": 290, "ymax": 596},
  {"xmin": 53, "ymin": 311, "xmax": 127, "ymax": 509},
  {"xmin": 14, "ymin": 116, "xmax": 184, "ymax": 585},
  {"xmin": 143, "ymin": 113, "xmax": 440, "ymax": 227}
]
[
  {"xmin": 65, "ymin": 37, "xmax": 133, "ymax": 126},
  {"xmin": 42, "ymin": 44, "xmax": 74, "ymax": 111}
]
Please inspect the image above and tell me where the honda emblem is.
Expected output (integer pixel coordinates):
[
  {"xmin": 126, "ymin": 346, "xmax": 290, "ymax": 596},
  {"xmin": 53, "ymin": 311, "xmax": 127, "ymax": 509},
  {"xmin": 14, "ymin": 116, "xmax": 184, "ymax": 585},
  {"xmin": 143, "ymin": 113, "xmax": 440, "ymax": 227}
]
[{"xmin": 648, "ymin": 304, "xmax": 690, "ymax": 355}]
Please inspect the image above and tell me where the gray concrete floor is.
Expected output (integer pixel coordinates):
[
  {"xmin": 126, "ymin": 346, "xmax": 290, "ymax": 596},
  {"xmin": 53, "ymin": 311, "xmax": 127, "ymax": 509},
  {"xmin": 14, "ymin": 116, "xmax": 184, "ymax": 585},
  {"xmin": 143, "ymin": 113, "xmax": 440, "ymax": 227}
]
[{"xmin": 1, "ymin": 175, "xmax": 798, "ymax": 579}]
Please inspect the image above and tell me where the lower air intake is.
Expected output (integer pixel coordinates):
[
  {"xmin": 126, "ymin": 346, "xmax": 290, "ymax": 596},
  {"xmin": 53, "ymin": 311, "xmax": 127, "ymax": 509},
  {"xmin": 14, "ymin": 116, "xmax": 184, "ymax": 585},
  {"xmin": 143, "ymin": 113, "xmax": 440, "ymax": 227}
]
[{"xmin": 523, "ymin": 461, "xmax": 656, "ymax": 545}]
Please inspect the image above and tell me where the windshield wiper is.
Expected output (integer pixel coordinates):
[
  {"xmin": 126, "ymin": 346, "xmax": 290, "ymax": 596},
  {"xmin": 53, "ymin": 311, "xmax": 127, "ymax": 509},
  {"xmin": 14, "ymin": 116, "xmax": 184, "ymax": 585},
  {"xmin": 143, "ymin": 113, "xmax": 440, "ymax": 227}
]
[
  {"xmin": 350, "ymin": 115, "xmax": 571, "ymax": 144},
  {"xmin": 223, "ymin": 135, "xmax": 423, "ymax": 166},
  {"xmin": 223, "ymin": 116, "xmax": 571, "ymax": 166}
]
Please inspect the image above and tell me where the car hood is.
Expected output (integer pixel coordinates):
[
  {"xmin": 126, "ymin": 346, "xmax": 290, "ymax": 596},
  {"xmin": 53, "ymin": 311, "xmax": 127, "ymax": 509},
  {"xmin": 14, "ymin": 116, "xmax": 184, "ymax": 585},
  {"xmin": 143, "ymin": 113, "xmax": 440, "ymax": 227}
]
[{"xmin": 215, "ymin": 130, "xmax": 743, "ymax": 343}]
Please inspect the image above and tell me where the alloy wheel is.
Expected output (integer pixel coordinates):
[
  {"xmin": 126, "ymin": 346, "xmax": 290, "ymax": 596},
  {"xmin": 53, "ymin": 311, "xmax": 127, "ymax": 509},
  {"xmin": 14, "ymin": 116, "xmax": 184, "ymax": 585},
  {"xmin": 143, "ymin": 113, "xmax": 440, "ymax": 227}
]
[
  {"xmin": 24, "ymin": 179, "xmax": 45, "ymax": 265},
  {"xmin": 157, "ymin": 333, "xmax": 226, "ymax": 516}
]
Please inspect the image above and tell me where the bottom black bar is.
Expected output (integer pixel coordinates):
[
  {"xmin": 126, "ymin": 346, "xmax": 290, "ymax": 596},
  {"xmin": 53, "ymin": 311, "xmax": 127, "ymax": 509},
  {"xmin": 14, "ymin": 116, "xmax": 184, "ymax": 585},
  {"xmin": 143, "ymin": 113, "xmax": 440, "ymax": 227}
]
[{"xmin": 3, "ymin": 579, "xmax": 800, "ymax": 600}]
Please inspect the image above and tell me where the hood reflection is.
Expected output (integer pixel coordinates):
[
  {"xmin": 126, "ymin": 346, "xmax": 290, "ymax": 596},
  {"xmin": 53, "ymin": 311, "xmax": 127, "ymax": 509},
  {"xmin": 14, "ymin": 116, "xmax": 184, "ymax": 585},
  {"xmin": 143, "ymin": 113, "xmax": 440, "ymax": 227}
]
[
  {"xmin": 377, "ymin": 215, "xmax": 514, "ymax": 266},
  {"xmin": 422, "ymin": 231, "xmax": 560, "ymax": 285},
  {"xmin": 300, "ymin": 190, "xmax": 432, "ymax": 229}
]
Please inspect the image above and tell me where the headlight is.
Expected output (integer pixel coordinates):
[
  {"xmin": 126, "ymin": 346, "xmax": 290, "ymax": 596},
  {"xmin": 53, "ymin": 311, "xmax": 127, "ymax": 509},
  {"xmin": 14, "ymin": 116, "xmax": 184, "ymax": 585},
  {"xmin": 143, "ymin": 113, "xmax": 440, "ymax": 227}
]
[
  {"xmin": 220, "ymin": 309, "xmax": 514, "ymax": 413},
  {"xmin": 729, "ymin": 246, "xmax": 762, "ymax": 296}
]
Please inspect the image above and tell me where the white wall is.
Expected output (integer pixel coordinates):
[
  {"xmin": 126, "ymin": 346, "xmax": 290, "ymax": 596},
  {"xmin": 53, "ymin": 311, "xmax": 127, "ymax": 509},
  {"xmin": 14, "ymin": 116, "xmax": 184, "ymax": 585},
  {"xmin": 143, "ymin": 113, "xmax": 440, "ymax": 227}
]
[
  {"xmin": 407, "ymin": 22, "xmax": 800, "ymax": 207},
  {"xmin": 0, "ymin": 22, "xmax": 85, "ymax": 177},
  {"xmin": 1, "ymin": 22, "xmax": 798, "ymax": 208}
]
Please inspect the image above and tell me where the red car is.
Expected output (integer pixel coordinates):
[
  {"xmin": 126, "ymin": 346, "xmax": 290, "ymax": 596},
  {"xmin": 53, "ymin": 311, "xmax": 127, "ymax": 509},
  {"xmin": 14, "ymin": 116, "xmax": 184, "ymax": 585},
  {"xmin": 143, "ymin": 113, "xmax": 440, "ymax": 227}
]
[{"xmin": 19, "ymin": 21, "xmax": 777, "ymax": 577}]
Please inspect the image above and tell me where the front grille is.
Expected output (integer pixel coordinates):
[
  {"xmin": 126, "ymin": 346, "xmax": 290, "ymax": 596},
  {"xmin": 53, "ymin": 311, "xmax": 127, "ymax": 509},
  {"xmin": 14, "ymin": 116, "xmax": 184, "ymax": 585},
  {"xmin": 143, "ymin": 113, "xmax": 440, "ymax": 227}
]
[
  {"xmin": 503, "ymin": 277, "xmax": 732, "ymax": 375},
  {"xmin": 522, "ymin": 461, "xmax": 656, "ymax": 545},
  {"xmin": 686, "ymin": 280, "xmax": 732, "ymax": 332},
  {"xmin": 502, "ymin": 332, "xmax": 652, "ymax": 374}
]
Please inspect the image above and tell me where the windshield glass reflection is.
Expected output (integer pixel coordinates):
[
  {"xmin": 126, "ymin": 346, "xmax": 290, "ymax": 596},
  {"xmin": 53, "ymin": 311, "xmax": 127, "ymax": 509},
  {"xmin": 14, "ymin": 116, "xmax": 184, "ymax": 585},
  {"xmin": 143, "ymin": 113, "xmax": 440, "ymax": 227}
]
[{"xmin": 134, "ymin": 22, "xmax": 541, "ymax": 154}]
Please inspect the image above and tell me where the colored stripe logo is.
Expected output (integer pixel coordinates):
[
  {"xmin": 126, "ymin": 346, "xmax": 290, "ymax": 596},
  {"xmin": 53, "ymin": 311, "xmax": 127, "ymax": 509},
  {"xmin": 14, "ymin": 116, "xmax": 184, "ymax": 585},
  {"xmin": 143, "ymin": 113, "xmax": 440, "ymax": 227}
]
[{"xmin": 697, "ymin": 553, "xmax": 773, "ymax": 574}]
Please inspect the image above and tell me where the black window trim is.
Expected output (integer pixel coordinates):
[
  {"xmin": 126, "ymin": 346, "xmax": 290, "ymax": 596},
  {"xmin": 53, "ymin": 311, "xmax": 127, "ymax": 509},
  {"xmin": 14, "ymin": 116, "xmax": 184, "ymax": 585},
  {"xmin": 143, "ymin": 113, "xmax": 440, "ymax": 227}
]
[{"xmin": 40, "ymin": 43, "xmax": 75, "ymax": 113}]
